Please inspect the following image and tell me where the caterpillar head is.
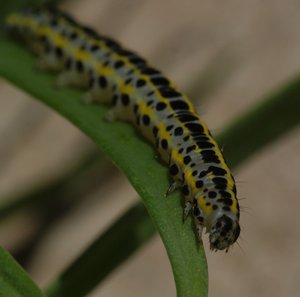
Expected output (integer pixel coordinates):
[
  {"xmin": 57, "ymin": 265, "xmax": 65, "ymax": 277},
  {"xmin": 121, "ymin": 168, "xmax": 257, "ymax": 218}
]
[{"xmin": 209, "ymin": 215, "xmax": 240, "ymax": 251}]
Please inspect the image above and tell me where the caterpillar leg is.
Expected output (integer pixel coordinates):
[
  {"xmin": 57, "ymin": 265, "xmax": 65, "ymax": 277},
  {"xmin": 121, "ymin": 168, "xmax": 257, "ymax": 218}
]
[
  {"xmin": 81, "ymin": 92, "xmax": 94, "ymax": 104},
  {"xmin": 104, "ymin": 92, "xmax": 135, "ymax": 123},
  {"xmin": 193, "ymin": 204, "xmax": 205, "ymax": 242},
  {"xmin": 56, "ymin": 71, "xmax": 89, "ymax": 88},
  {"xmin": 195, "ymin": 222, "xmax": 204, "ymax": 243},
  {"xmin": 35, "ymin": 56, "xmax": 51, "ymax": 70},
  {"xmin": 104, "ymin": 108, "xmax": 118, "ymax": 122},
  {"xmin": 83, "ymin": 88, "xmax": 112, "ymax": 104},
  {"xmin": 56, "ymin": 71, "xmax": 73, "ymax": 87},
  {"xmin": 104, "ymin": 104, "xmax": 127, "ymax": 122},
  {"xmin": 183, "ymin": 201, "xmax": 192, "ymax": 222},
  {"xmin": 168, "ymin": 158, "xmax": 183, "ymax": 187},
  {"xmin": 165, "ymin": 181, "xmax": 180, "ymax": 197},
  {"xmin": 83, "ymin": 73, "xmax": 114, "ymax": 104},
  {"xmin": 35, "ymin": 53, "xmax": 64, "ymax": 71}
]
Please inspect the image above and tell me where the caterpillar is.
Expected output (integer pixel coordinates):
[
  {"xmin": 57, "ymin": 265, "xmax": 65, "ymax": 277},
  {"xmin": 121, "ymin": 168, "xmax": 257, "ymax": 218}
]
[{"xmin": 5, "ymin": 5, "xmax": 240, "ymax": 251}]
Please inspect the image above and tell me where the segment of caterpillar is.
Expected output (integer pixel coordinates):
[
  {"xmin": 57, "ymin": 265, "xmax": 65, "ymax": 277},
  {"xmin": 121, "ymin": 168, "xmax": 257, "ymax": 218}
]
[{"xmin": 5, "ymin": 5, "xmax": 240, "ymax": 251}]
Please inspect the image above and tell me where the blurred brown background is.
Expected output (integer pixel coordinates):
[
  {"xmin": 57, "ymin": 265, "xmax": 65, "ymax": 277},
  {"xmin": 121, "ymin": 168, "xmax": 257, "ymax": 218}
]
[{"xmin": 0, "ymin": 0, "xmax": 300, "ymax": 296}]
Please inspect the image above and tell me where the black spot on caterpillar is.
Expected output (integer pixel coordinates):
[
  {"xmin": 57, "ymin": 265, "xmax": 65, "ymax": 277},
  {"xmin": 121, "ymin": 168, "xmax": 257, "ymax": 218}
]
[{"xmin": 5, "ymin": 5, "xmax": 240, "ymax": 251}]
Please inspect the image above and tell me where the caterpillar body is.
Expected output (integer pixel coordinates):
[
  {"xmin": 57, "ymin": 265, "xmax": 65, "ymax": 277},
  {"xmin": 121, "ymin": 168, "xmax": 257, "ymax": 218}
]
[{"xmin": 5, "ymin": 6, "xmax": 240, "ymax": 251}]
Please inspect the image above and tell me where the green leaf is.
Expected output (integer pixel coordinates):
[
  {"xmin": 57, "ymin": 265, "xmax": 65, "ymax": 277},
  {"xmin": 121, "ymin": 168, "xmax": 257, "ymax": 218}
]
[
  {"xmin": 0, "ymin": 41, "xmax": 208, "ymax": 297},
  {"xmin": 0, "ymin": 246, "xmax": 45, "ymax": 297}
]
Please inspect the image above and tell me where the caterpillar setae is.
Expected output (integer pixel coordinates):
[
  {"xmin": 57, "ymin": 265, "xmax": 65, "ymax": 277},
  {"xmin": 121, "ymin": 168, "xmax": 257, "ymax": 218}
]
[{"xmin": 5, "ymin": 5, "xmax": 240, "ymax": 251}]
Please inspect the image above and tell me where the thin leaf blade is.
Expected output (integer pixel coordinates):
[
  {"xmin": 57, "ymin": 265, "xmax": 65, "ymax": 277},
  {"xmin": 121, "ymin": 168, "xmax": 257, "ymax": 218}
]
[{"xmin": 0, "ymin": 246, "xmax": 45, "ymax": 297}]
